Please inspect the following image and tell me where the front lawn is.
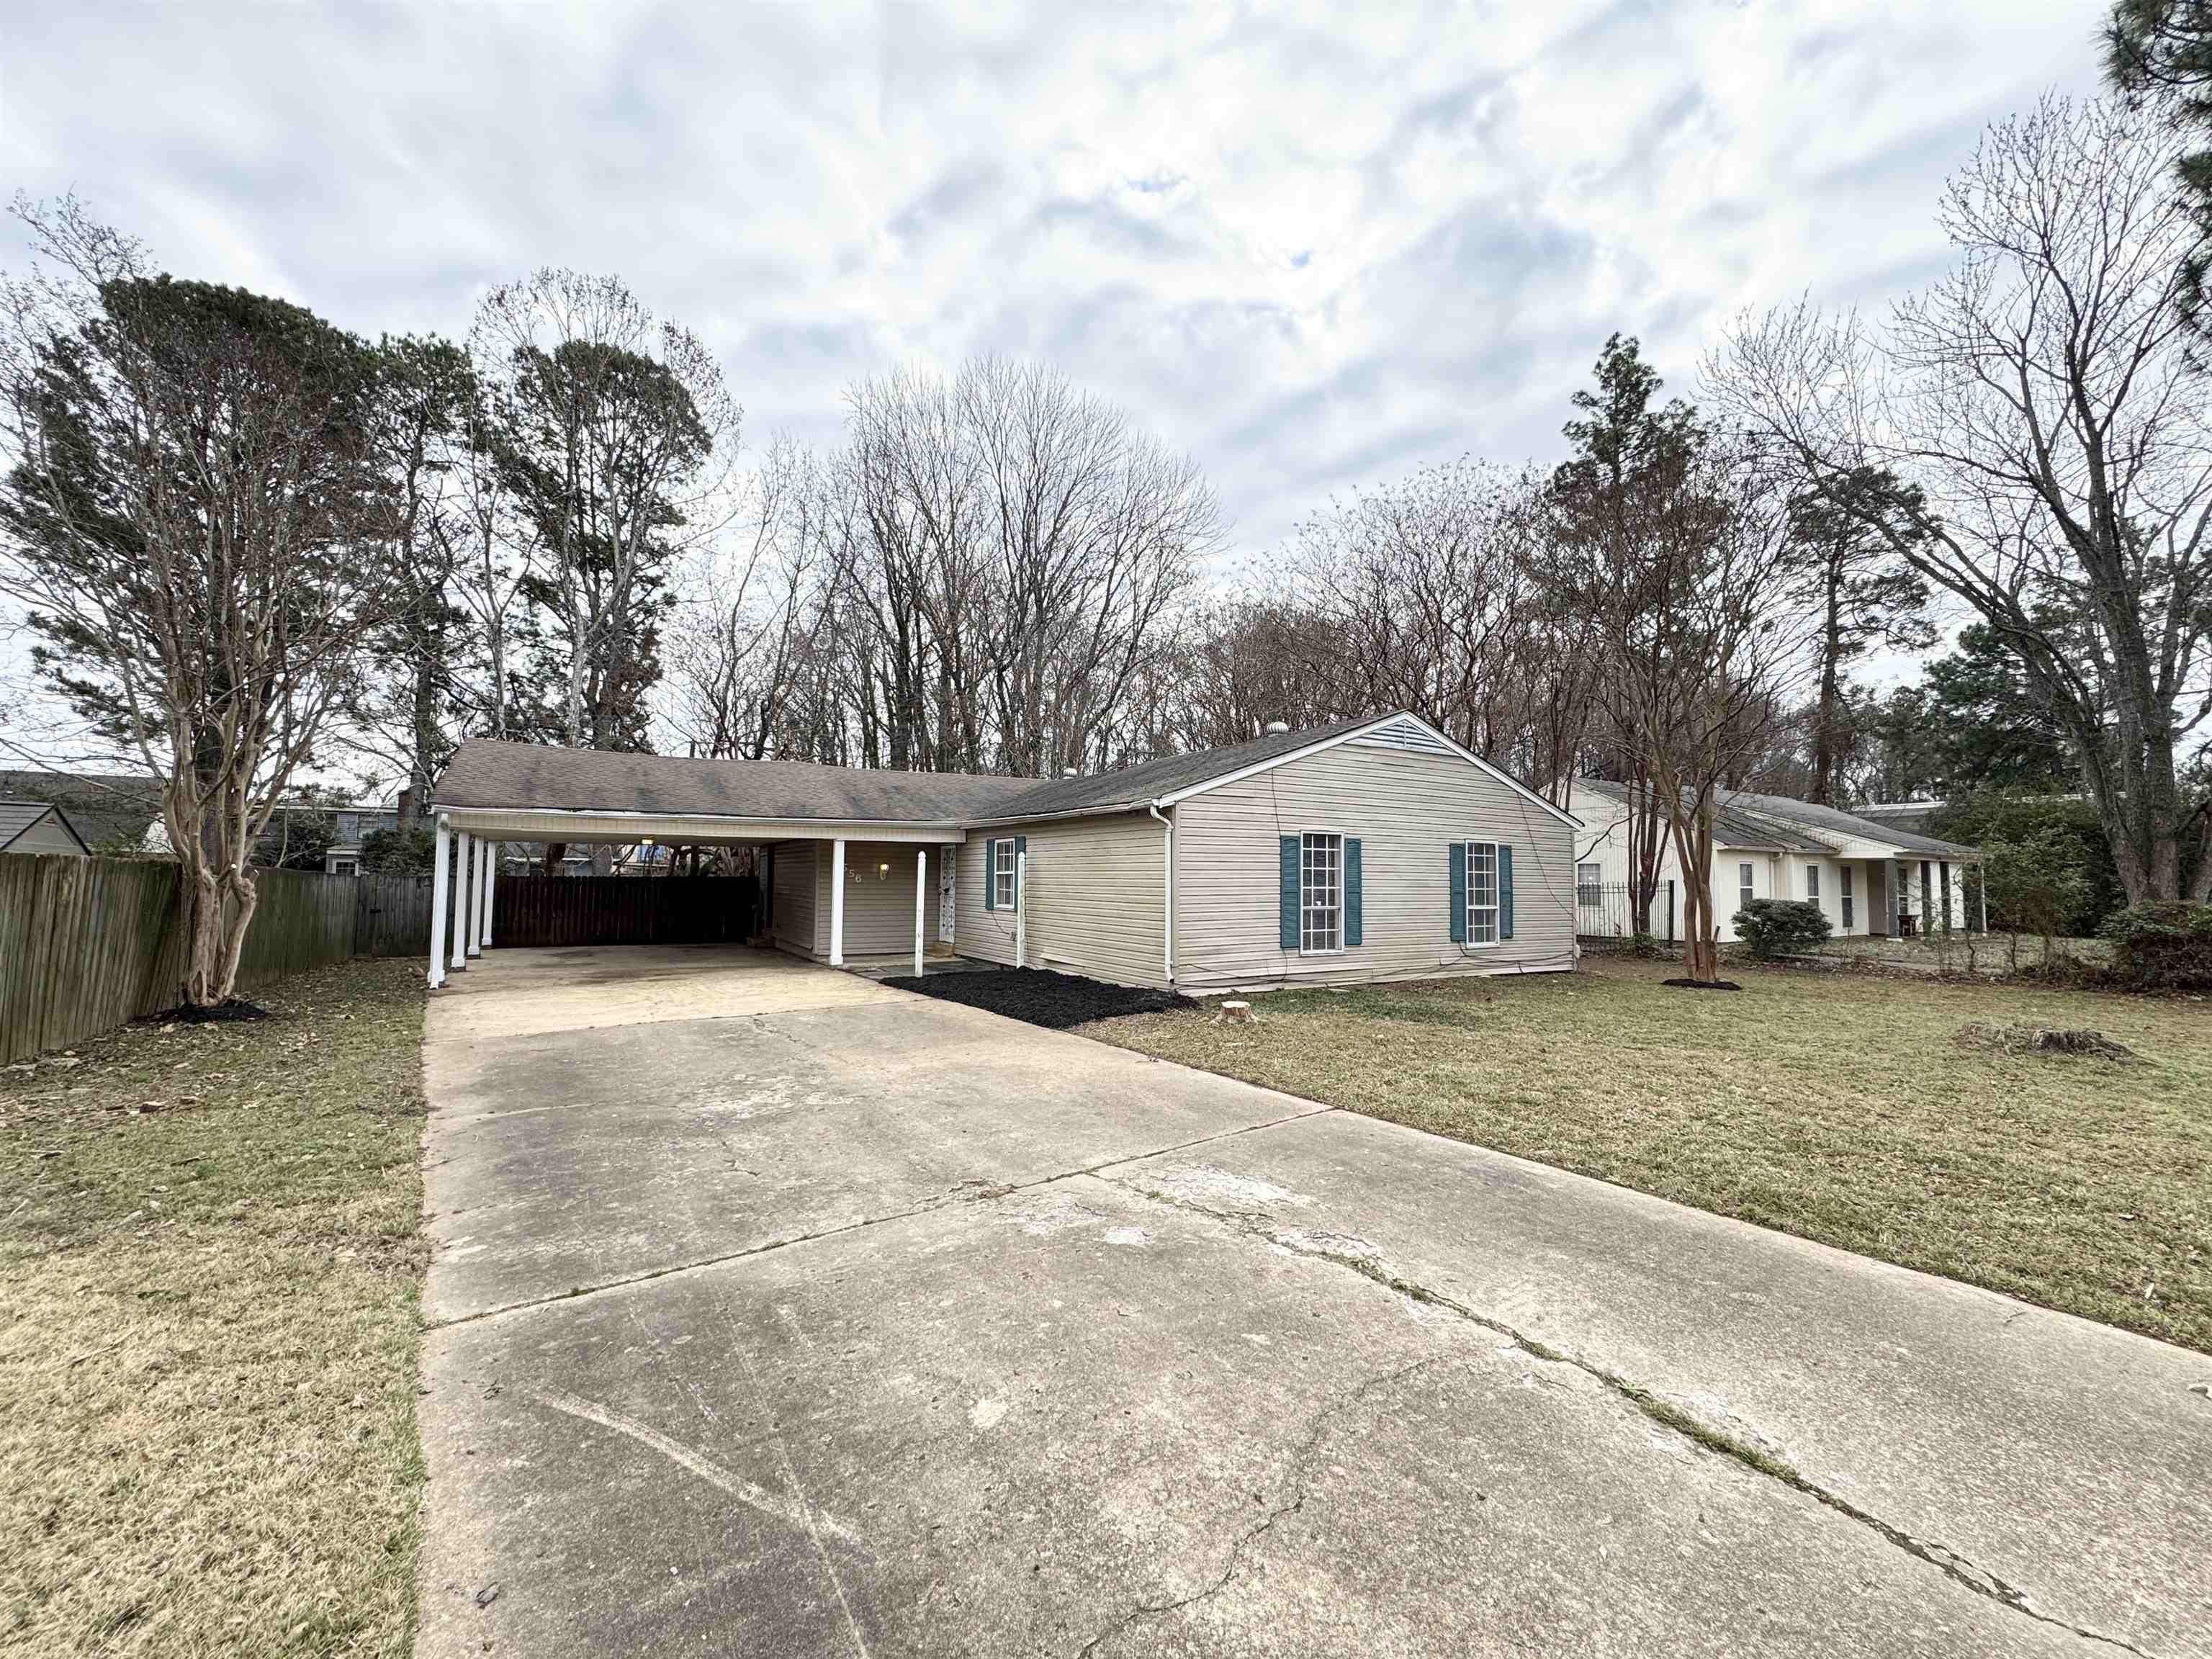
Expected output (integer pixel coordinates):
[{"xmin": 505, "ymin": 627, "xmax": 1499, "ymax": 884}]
[
  {"xmin": 1, "ymin": 958, "xmax": 428, "ymax": 1657},
  {"xmin": 1091, "ymin": 957, "xmax": 2211, "ymax": 1354}
]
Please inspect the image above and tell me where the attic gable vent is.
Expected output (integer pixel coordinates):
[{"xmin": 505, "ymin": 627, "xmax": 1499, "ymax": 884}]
[{"xmin": 1350, "ymin": 716, "xmax": 1452, "ymax": 755}]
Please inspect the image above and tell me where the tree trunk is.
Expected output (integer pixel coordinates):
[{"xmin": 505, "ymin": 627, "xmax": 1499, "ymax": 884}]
[{"xmin": 1811, "ymin": 553, "xmax": 1844, "ymax": 806}]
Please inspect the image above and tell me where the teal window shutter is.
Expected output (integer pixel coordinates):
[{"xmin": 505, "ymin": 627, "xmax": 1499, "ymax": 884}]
[
  {"xmin": 1499, "ymin": 844, "xmax": 1515, "ymax": 939},
  {"xmin": 983, "ymin": 839, "xmax": 997, "ymax": 910},
  {"xmin": 1344, "ymin": 837, "xmax": 1362, "ymax": 946},
  {"xmin": 1448, "ymin": 843, "xmax": 1467, "ymax": 943},
  {"xmin": 1013, "ymin": 835, "xmax": 1026, "ymax": 907},
  {"xmin": 1279, "ymin": 835, "xmax": 1300, "ymax": 949}
]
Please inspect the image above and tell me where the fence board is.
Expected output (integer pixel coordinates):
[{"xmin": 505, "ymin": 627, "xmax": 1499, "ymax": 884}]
[{"xmin": 492, "ymin": 875, "xmax": 757, "ymax": 948}]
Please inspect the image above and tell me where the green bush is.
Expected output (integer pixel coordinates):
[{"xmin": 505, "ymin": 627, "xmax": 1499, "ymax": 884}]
[
  {"xmin": 360, "ymin": 824, "xmax": 437, "ymax": 873},
  {"xmin": 2100, "ymin": 902, "xmax": 2212, "ymax": 991},
  {"xmin": 1733, "ymin": 898, "xmax": 1833, "ymax": 960},
  {"xmin": 1930, "ymin": 791, "xmax": 2121, "ymax": 935}
]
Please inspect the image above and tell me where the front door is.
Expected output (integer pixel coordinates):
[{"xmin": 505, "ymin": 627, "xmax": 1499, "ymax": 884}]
[{"xmin": 1841, "ymin": 866, "xmax": 1855, "ymax": 932}]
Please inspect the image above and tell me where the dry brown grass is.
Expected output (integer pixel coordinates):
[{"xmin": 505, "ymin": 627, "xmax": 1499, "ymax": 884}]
[
  {"xmin": 1, "ymin": 959, "xmax": 428, "ymax": 1658},
  {"xmin": 1092, "ymin": 956, "xmax": 2212, "ymax": 1353}
]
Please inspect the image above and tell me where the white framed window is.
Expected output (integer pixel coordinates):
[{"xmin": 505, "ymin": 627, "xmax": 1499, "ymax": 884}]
[
  {"xmin": 1300, "ymin": 831, "xmax": 1343, "ymax": 953},
  {"xmin": 1805, "ymin": 864, "xmax": 1821, "ymax": 903},
  {"xmin": 1738, "ymin": 861, "xmax": 1755, "ymax": 912},
  {"xmin": 1575, "ymin": 861, "xmax": 1601, "ymax": 907},
  {"xmin": 1466, "ymin": 840, "xmax": 1500, "ymax": 945},
  {"xmin": 993, "ymin": 839, "xmax": 1015, "ymax": 909}
]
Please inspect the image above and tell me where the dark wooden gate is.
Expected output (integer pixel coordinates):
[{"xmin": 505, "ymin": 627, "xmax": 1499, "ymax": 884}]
[
  {"xmin": 491, "ymin": 875, "xmax": 759, "ymax": 948},
  {"xmin": 355, "ymin": 873, "xmax": 434, "ymax": 958}
]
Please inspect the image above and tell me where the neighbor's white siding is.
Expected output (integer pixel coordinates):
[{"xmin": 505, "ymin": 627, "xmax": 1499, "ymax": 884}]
[
  {"xmin": 956, "ymin": 811, "xmax": 1168, "ymax": 988},
  {"xmin": 1171, "ymin": 741, "xmax": 1575, "ymax": 992}
]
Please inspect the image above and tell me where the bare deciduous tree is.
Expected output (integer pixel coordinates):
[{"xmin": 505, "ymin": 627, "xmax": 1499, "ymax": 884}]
[
  {"xmin": 1709, "ymin": 95, "xmax": 2212, "ymax": 902},
  {"xmin": 0, "ymin": 197, "xmax": 396, "ymax": 1004}
]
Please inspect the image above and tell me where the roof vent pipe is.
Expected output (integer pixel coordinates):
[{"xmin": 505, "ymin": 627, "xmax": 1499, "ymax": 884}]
[{"xmin": 1264, "ymin": 720, "xmax": 1290, "ymax": 734}]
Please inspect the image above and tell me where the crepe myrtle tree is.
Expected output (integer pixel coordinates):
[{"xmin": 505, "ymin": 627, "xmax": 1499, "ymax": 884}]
[
  {"xmin": 0, "ymin": 197, "xmax": 399, "ymax": 1004},
  {"xmin": 1709, "ymin": 95, "xmax": 2212, "ymax": 904}
]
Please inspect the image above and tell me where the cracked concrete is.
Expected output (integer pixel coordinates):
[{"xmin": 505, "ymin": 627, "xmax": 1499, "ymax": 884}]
[{"xmin": 413, "ymin": 945, "xmax": 2211, "ymax": 1658}]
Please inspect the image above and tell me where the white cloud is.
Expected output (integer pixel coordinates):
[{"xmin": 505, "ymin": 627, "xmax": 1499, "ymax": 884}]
[{"xmin": 0, "ymin": 0, "xmax": 2102, "ymax": 739}]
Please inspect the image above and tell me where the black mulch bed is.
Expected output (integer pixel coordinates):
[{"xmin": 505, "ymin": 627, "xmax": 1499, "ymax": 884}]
[
  {"xmin": 1662, "ymin": 977, "xmax": 1744, "ymax": 992},
  {"xmin": 882, "ymin": 968, "xmax": 1195, "ymax": 1030},
  {"xmin": 140, "ymin": 998, "xmax": 271, "ymax": 1025}
]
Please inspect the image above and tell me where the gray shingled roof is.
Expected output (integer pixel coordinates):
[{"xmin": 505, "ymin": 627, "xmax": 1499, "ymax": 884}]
[
  {"xmin": 1570, "ymin": 779, "xmax": 1978, "ymax": 858},
  {"xmin": 436, "ymin": 741, "xmax": 1043, "ymax": 822},
  {"xmin": 436, "ymin": 716, "xmax": 1414, "ymax": 828},
  {"xmin": 979, "ymin": 715, "xmax": 1382, "ymax": 820},
  {"xmin": 1571, "ymin": 779, "xmax": 1834, "ymax": 853},
  {"xmin": 0, "ymin": 770, "xmax": 161, "ymax": 851},
  {"xmin": 1723, "ymin": 790, "xmax": 1979, "ymax": 860}
]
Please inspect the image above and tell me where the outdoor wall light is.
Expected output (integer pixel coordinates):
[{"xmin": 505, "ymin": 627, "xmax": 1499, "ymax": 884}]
[{"xmin": 878, "ymin": 861, "xmax": 891, "ymax": 879}]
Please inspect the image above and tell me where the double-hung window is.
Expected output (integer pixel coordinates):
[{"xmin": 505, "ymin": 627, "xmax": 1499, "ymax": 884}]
[
  {"xmin": 1575, "ymin": 861, "xmax": 1601, "ymax": 907},
  {"xmin": 993, "ymin": 839, "xmax": 1016, "ymax": 910},
  {"xmin": 1738, "ymin": 861, "xmax": 1755, "ymax": 913},
  {"xmin": 1300, "ymin": 832, "xmax": 1343, "ymax": 953},
  {"xmin": 1466, "ymin": 841, "xmax": 1500, "ymax": 944},
  {"xmin": 1806, "ymin": 864, "xmax": 1822, "ymax": 904}
]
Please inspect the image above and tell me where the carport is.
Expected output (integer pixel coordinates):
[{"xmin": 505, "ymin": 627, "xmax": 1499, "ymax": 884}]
[{"xmin": 424, "ymin": 740, "xmax": 1039, "ymax": 990}]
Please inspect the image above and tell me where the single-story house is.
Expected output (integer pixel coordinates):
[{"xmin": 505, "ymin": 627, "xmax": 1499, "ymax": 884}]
[
  {"xmin": 0, "ymin": 800, "xmax": 91, "ymax": 857},
  {"xmin": 0, "ymin": 771, "xmax": 161, "ymax": 853},
  {"xmin": 1568, "ymin": 779, "xmax": 1982, "ymax": 943},
  {"xmin": 426, "ymin": 711, "xmax": 1581, "ymax": 994}
]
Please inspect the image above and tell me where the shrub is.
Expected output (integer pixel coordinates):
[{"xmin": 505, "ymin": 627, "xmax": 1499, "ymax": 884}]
[
  {"xmin": 2100, "ymin": 902, "xmax": 2212, "ymax": 991},
  {"xmin": 1732, "ymin": 898, "xmax": 1832, "ymax": 960},
  {"xmin": 1931, "ymin": 791, "xmax": 2122, "ymax": 935},
  {"xmin": 361, "ymin": 824, "xmax": 437, "ymax": 873}
]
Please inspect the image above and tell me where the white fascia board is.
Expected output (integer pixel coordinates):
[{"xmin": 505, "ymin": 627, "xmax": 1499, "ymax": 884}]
[
  {"xmin": 1156, "ymin": 711, "xmax": 1582, "ymax": 830},
  {"xmin": 431, "ymin": 804, "xmax": 968, "ymax": 845}
]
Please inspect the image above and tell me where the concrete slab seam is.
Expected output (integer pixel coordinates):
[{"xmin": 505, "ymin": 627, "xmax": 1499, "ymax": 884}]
[
  {"xmin": 1103, "ymin": 1173, "xmax": 2166, "ymax": 1659},
  {"xmin": 423, "ymin": 1100, "xmax": 1343, "ymax": 1332}
]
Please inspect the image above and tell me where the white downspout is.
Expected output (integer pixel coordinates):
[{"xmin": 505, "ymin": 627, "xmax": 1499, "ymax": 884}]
[
  {"xmin": 1148, "ymin": 802, "xmax": 1173, "ymax": 984},
  {"xmin": 1015, "ymin": 849, "xmax": 1027, "ymax": 968}
]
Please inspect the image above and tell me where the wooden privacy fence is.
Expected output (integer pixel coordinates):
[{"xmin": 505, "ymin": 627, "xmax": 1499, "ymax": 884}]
[
  {"xmin": 492, "ymin": 875, "xmax": 757, "ymax": 948},
  {"xmin": 0, "ymin": 857, "xmax": 361, "ymax": 1064},
  {"xmin": 0, "ymin": 857, "xmax": 768, "ymax": 1063}
]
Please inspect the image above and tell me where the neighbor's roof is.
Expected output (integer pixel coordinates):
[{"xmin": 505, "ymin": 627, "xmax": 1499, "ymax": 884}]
[
  {"xmin": 1570, "ymin": 779, "xmax": 1834, "ymax": 853},
  {"xmin": 0, "ymin": 770, "xmax": 161, "ymax": 851},
  {"xmin": 435, "ymin": 741, "xmax": 1043, "ymax": 823},
  {"xmin": 0, "ymin": 799, "xmax": 91, "ymax": 853},
  {"xmin": 1570, "ymin": 779, "xmax": 1977, "ymax": 859},
  {"xmin": 1723, "ymin": 790, "xmax": 1979, "ymax": 860}
]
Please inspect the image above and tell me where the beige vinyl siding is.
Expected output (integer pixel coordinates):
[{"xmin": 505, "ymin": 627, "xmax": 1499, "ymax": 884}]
[
  {"xmin": 830, "ymin": 840, "xmax": 936, "ymax": 956},
  {"xmin": 1172, "ymin": 742, "xmax": 1575, "ymax": 992},
  {"xmin": 955, "ymin": 811, "xmax": 1168, "ymax": 988},
  {"xmin": 770, "ymin": 840, "xmax": 819, "ymax": 956}
]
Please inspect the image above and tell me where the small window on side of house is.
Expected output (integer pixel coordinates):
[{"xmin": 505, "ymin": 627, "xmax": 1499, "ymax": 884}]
[
  {"xmin": 1807, "ymin": 864, "xmax": 1821, "ymax": 902},
  {"xmin": 1575, "ymin": 861, "xmax": 1601, "ymax": 907},
  {"xmin": 1738, "ymin": 861, "xmax": 1755, "ymax": 913},
  {"xmin": 993, "ymin": 840, "xmax": 1015, "ymax": 909}
]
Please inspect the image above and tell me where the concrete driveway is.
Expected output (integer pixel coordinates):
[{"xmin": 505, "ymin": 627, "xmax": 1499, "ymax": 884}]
[{"xmin": 414, "ymin": 945, "xmax": 2211, "ymax": 1658}]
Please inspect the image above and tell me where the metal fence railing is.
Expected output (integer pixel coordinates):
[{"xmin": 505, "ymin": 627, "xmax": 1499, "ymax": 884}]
[{"xmin": 1574, "ymin": 879, "xmax": 1676, "ymax": 945}]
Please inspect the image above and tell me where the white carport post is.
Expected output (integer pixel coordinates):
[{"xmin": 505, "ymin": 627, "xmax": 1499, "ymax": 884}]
[
  {"xmin": 829, "ymin": 837, "xmax": 846, "ymax": 966},
  {"xmin": 465, "ymin": 832, "xmax": 485, "ymax": 958},
  {"xmin": 480, "ymin": 845, "xmax": 498, "ymax": 949},
  {"xmin": 451, "ymin": 832, "xmax": 472, "ymax": 972},
  {"xmin": 428, "ymin": 814, "xmax": 451, "ymax": 989},
  {"xmin": 914, "ymin": 848, "xmax": 927, "ymax": 977},
  {"xmin": 1015, "ymin": 848, "xmax": 1027, "ymax": 968}
]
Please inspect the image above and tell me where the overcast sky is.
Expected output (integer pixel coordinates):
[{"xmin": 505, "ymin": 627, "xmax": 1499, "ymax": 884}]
[{"xmin": 0, "ymin": 1, "xmax": 2107, "ymax": 765}]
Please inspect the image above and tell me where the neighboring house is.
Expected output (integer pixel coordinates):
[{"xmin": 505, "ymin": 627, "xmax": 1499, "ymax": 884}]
[
  {"xmin": 430, "ymin": 711, "xmax": 1582, "ymax": 994},
  {"xmin": 0, "ymin": 800, "xmax": 92, "ymax": 856},
  {"xmin": 1570, "ymin": 780, "xmax": 1982, "ymax": 943},
  {"xmin": 320, "ymin": 806, "xmax": 401, "ymax": 875},
  {"xmin": 0, "ymin": 770, "xmax": 162, "ymax": 853}
]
